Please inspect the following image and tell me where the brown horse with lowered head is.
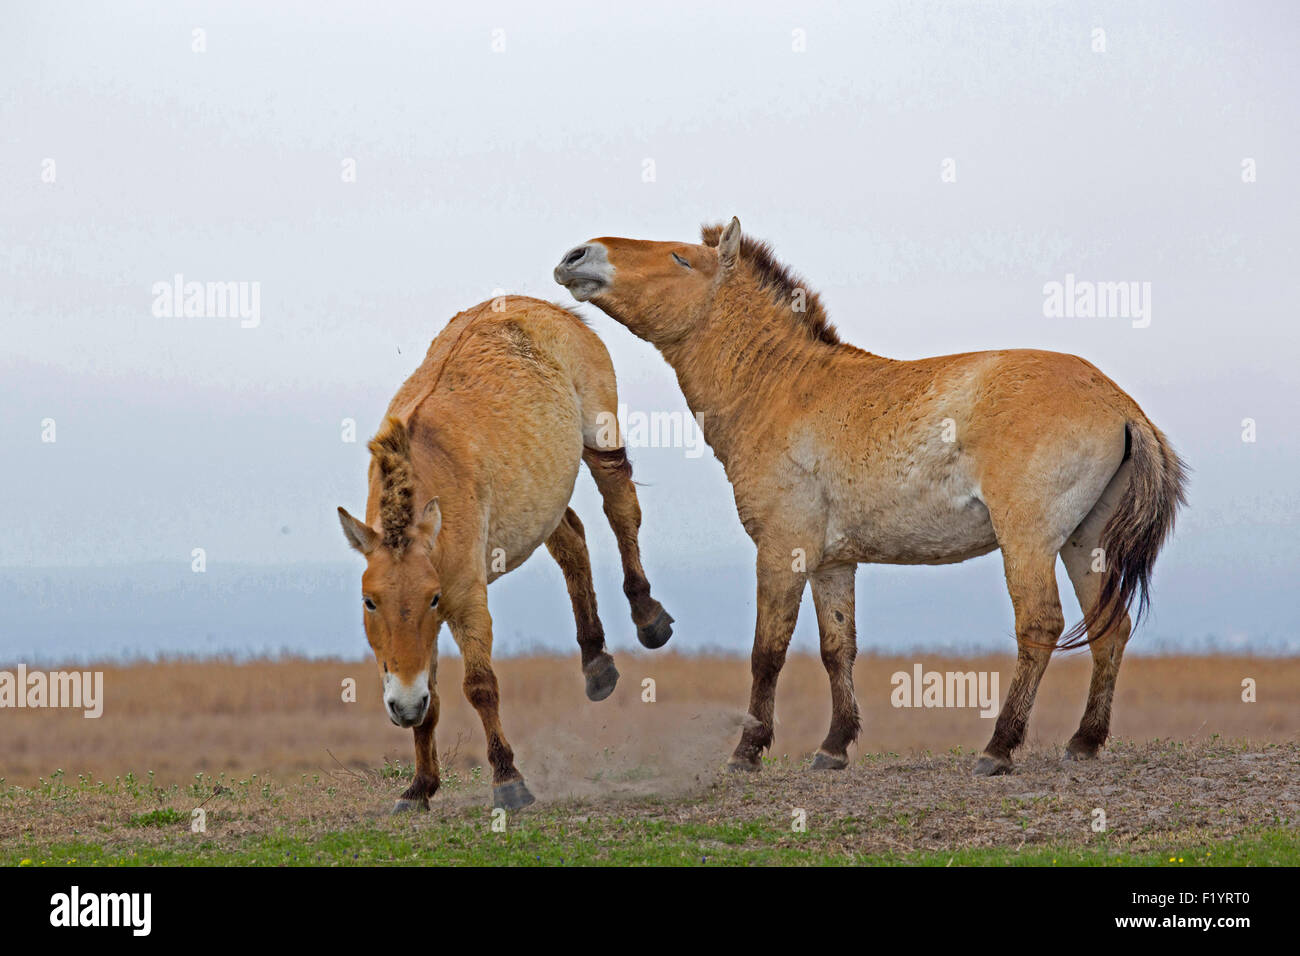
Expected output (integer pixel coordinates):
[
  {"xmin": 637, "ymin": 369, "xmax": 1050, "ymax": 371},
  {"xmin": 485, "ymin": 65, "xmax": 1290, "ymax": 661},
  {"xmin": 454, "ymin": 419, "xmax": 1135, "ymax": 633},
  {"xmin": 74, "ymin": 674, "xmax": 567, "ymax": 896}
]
[
  {"xmin": 338, "ymin": 295, "xmax": 673, "ymax": 811},
  {"xmin": 554, "ymin": 218, "xmax": 1186, "ymax": 776}
]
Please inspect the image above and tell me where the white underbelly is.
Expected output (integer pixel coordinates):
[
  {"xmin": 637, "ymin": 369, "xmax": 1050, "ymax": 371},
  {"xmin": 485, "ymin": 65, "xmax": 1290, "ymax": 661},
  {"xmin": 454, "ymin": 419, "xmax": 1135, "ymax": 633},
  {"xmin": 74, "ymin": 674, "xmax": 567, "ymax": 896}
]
[{"xmin": 824, "ymin": 482, "xmax": 998, "ymax": 566}]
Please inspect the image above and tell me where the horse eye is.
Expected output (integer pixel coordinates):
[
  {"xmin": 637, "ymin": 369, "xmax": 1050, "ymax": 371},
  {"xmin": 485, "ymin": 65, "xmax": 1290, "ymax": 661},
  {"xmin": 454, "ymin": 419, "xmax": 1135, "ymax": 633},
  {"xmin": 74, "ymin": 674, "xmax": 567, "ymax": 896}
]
[
  {"xmin": 430, "ymin": 594, "xmax": 440, "ymax": 609},
  {"xmin": 363, "ymin": 597, "xmax": 376, "ymax": 612},
  {"xmin": 671, "ymin": 252, "xmax": 691, "ymax": 268}
]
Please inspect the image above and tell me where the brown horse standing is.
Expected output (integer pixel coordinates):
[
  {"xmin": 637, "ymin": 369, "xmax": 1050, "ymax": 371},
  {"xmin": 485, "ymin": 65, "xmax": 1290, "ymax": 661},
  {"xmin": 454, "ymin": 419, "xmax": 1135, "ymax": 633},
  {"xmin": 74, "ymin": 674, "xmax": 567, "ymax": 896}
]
[
  {"xmin": 338, "ymin": 296, "xmax": 673, "ymax": 811},
  {"xmin": 555, "ymin": 219, "xmax": 1185, "ymax": 776}
]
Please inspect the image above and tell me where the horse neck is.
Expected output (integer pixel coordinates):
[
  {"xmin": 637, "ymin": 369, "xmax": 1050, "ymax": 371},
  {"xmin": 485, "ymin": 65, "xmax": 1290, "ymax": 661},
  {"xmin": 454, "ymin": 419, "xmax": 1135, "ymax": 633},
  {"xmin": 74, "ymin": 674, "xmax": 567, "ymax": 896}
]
[{"xmin": 658, "ymin": 288, "xmax": 845, "ymax": 467}]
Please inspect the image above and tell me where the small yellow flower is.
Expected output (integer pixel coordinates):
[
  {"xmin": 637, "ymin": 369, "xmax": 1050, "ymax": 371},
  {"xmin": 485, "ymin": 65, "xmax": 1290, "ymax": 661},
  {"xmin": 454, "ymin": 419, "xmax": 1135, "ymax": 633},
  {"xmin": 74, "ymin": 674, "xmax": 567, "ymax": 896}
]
[{"xmin": 19, "ymin": 859, "xmax": 32, "ymax": 867}]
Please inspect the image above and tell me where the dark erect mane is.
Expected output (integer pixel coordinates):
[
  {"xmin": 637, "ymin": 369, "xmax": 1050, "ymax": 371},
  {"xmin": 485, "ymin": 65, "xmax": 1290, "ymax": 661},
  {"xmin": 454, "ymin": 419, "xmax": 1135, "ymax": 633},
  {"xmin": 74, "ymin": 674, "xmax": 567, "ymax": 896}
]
[
  {"xmin": 368, "ymin": 416, "xmax": 416, "ymax": 552},
  {"xmin": 700, "ymin": 223, "xmax": 839, "ymax": 345}
]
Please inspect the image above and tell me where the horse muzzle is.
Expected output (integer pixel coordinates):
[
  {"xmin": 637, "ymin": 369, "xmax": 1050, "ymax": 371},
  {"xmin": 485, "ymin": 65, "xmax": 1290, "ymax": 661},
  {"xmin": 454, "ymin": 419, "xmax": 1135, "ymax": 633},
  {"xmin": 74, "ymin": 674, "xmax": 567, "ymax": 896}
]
[
  {"xmin": 383, "ymin": 671, "xmax": 430, "ymax": 727},
  {"xmin": 554, "ymin": 242, "xmax": 613, "ymax": 300}
]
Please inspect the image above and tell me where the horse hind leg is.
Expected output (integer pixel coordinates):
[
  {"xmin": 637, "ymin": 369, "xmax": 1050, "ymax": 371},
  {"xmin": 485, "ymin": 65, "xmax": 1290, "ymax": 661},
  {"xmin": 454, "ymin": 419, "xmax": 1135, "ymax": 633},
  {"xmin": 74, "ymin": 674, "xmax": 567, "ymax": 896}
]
[
  {"xmin": 582, "ymin": 445, "xmax": 674, "ymax": 649},
  {"xmin": 1060, "ymin": 461, "xmax": 1135, "ymax": 761},
  {"xmin": 545, "ymin": 507, "xmax": 619, "ymax": 701},
  {"xmin": 975, "ymin": 543, "xmax": 1064, "ymax": 776}
]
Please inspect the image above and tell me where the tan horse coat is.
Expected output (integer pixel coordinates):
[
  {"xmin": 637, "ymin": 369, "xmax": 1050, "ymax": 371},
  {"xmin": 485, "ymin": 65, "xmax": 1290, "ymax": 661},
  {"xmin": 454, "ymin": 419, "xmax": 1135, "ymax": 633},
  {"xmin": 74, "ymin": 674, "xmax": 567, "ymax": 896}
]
[
  {"xmin": 338, "ymin": 296, "xmax": 672, "ymax": 810},
  {"xmin": 555, "ymin": 219, "xmax": 1185, "ymax": 775}
]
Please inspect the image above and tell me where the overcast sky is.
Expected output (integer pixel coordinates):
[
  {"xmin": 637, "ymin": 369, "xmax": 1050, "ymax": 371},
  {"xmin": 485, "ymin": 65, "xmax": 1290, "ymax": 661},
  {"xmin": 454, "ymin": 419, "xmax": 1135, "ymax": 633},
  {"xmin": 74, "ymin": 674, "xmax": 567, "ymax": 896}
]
[{"xmin": 2, "ymin": 1, "xmax": 1297, "ymax": 659}]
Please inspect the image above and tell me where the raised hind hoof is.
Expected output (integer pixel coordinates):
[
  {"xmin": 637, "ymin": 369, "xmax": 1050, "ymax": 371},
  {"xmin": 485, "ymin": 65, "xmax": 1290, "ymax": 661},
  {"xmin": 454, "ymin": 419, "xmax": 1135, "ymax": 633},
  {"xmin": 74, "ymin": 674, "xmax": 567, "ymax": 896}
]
[
  {"xmin": 973, "ymin": 754, "xmax": 1014, "ymax": 777},
  {"xmin": 391, "ymin": 796, "xmax": 429, "ymax": 814},
  {"xmin": 492, "ymin": 779, "xmax": 536, "ymax": 811},
  {"xmin": 583, "ymin": 654, "xmax": 619, "ymax": 702},
  {"xmin": 636, "ymin": 607, "xmax": 674, "ymax": 650},
  {"xmin": 1064, "ymin": 737, "xmax": 1102, "ymax": 762},
  {"xmin": 811, "ymin": 751, "xmax": 848, "ymax": 771},
  {"xmin": 726, "ymin": 755, "xmax": 761, "ymax": 773}
]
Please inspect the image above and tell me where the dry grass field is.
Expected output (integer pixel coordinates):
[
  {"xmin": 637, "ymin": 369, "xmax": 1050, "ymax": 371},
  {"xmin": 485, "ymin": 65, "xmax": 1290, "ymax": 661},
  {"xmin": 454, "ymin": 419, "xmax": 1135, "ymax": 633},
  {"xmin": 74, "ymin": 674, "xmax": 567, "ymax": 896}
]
[
  {"xmin": 2, "ymin": 652, "xmax": 1296, "ymax": 786},
  {"xmin": 2, "ymin": 653, "xmax": 1297, "ymax": 865}
]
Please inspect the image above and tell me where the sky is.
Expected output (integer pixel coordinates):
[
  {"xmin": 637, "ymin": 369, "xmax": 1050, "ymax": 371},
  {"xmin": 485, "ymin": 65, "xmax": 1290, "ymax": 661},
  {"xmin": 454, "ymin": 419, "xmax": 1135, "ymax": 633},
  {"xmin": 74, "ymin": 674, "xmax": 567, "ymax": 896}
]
[{"xmin": 2, "ymin": 1, "xmax": 1298, "ymax": 662}]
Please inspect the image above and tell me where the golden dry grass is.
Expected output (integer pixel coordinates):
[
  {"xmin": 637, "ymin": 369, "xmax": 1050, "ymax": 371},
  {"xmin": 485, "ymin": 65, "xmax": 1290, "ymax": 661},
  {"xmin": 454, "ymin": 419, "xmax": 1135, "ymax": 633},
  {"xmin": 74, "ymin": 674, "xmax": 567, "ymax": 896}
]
[{"xmin": 2, "ymin": 652, "xmax": 1295, "ymax": 790}]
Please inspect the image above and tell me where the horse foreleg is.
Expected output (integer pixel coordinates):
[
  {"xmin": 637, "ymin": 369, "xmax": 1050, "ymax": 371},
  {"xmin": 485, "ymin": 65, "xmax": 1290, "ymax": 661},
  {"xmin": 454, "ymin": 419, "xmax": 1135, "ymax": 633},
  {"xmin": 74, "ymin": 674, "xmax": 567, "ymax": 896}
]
[
  {"xmin": 728, "ymin": 555, "xmax": 806, "ymax": 771},
  {"xmin": 810, "ymin": 563, "xmax": 860, "ymax": 770},
  {"xmin": 451, "ymin": 603, "xmax": 535, "ymax": 810},
  {"xmin": 393, "ymin": 683, "xmax": 440, "ymax": 813}
]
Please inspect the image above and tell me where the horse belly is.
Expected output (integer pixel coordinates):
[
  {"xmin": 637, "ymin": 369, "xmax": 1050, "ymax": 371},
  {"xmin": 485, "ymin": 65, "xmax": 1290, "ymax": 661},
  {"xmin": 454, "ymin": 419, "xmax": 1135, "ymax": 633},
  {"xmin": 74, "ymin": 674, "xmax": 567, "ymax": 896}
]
[
  {"xmin": 484, "ymin": 416, "xmax": 585, "ymax": 580},
  {"xmin": 827, "ymin": 476, "xmax": 998, "ymax": 566},
  {"xmin": 489, "ymin": 488, "xmax": 577, "ymax": 578}
]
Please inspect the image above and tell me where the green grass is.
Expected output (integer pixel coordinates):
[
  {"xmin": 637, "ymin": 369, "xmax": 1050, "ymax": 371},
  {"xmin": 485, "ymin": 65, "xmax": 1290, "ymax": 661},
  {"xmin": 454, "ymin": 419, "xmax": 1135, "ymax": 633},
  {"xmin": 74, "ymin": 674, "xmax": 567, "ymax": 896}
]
[
  {"xmin": 8, "ymin": 819, "xmax": 1297, "ymax": 867},
  {"xmin": 6, "ymin": 747, "xmax": 1296, "ymax": 867},
  {"xmin": 125, "ymin": 808, "xmax": 191, "ymax": 828}
]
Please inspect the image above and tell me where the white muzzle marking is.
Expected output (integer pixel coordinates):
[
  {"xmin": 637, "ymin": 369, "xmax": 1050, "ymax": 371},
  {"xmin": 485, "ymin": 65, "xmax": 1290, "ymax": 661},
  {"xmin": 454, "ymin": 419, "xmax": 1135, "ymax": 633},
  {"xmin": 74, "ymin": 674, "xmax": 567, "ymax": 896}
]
[{"xmin": 383, "ymin": 669, "xmax": 430, "ymax": 727}]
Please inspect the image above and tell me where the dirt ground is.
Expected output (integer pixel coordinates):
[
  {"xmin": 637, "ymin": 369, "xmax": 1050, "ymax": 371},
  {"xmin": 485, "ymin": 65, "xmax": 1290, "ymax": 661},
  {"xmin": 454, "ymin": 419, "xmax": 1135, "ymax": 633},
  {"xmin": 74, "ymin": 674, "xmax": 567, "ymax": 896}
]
[
  {"xmin": 2, "ymin": 653, "xmax": 1297, "ymax": 861},
  {"xmin": 3, "ymin": 739, "xmax": 1295, "ymax": 861},
  {"xmin": 1, "ymin": 652, "xmax": 1294, "ymax": 791}
]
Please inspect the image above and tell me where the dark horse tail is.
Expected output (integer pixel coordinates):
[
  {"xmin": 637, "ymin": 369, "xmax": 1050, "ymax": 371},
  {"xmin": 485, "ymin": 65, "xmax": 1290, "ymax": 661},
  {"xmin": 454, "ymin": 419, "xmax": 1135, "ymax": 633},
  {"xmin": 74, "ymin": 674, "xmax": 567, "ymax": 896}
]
[{"xmin": 1058, "ymin": 418, "xmax": 1188, "ymax": 650}]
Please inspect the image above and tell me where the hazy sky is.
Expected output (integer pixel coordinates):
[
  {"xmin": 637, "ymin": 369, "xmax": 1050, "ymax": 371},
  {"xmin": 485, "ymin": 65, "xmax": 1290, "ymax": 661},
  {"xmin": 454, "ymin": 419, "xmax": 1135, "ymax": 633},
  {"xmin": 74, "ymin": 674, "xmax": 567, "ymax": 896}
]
[{"xmin": 2, "ymin": 2, "xmax": 1298, "ymax": 659}]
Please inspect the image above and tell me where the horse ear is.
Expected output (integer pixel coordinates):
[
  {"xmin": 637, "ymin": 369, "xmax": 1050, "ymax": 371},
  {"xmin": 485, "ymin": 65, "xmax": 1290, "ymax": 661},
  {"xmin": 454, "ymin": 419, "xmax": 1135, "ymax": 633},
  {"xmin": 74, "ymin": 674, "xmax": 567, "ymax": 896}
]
[
  {"xmin": 338, "ymin": 507, "xmax": 379, "ymax": 555},
  {"xmin": 420, "ymin": 497, "xmax": 442, "ymax": 546},
  {"xmin": 718, "ymin": 216, "xmax": 741, "ymax": 270}
]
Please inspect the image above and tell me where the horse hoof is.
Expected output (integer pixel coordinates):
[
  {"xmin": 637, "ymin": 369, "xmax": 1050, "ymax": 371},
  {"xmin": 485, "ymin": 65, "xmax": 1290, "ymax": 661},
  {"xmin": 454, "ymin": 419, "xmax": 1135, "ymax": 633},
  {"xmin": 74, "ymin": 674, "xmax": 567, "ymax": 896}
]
[
  {"xmin": 637, "ymin": 607, "xmax": 674, "ymax": 649},
  {"xmin": 391, "ymin": 797, "xmax": 429, "ymax": 814},
  {"xmin": 972, "ymin": 755, "xmax": 1014, "ymax": 777},
  {"xmin": 726, "ymin": 755, "xmax": 761, "ymax": 773},
  {"xmin": 492, "ymin": 779, "xmax": 536, "ymax": 811},
  {"xmin": 583, "ymin": 654, "xmax": 619, "ymax": 702},
  {"xmin": 1063, "ymin": 738, "xmax": 1101, "ymax": 761},
  {"xmin": 811, "ymin": 751, "xmax": 848, "ymax": 770}
]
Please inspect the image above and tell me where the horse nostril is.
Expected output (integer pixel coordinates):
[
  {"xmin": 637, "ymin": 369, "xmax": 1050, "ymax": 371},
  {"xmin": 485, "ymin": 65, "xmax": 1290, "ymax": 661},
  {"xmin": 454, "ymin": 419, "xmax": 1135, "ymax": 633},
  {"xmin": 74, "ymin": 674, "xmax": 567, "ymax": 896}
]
[
  {"xmin": 564, "ymin": 246, "xmax": 587, "ymax": 267},
  {"xmin": 420, "ymin": 693, "xmax": 430, "ymax": 710}
]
